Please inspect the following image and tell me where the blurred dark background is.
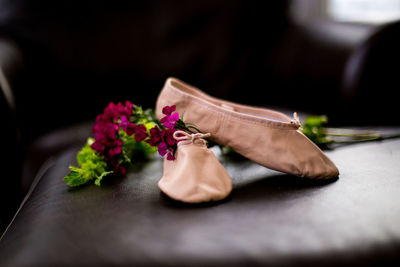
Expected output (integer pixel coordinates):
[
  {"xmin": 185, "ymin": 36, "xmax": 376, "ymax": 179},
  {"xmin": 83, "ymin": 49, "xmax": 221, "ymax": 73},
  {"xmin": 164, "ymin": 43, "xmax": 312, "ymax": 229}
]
[{"xmin": 1, "ymin": 0, "xmax": 400, "ymax": 231}]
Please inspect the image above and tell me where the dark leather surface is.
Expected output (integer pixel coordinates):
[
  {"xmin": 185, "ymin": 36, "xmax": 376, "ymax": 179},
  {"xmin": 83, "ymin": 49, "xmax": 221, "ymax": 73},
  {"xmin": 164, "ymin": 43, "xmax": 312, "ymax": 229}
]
[
  {"xmin": 20, "ymin": 121, "xmax": 92, "ymax": 199},
  {"xmin": 1, "ymin": 133, "xmax": 400, "ymax": 266}
]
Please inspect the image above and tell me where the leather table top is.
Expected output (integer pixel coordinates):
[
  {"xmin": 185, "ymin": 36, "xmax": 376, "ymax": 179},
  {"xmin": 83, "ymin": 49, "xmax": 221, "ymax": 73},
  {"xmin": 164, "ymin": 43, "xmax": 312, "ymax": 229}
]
[{"xmin": 1, "ymin": 135, "xmax": 400, "ymax": 266}]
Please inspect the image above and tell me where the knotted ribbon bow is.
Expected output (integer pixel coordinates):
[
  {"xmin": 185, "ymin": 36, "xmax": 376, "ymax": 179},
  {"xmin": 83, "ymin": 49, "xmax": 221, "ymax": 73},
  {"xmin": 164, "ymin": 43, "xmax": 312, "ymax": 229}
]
[{"xmin": 173, "ymin": 130, "xmax": 211, "ymax": 146}]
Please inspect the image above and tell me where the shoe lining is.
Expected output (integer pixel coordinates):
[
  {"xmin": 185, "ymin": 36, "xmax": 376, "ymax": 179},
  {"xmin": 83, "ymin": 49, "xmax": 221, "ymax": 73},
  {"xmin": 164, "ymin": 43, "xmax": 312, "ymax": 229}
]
[{"xmin": 171, "ymin": 80, "xmax": 291, "ymax": 124}]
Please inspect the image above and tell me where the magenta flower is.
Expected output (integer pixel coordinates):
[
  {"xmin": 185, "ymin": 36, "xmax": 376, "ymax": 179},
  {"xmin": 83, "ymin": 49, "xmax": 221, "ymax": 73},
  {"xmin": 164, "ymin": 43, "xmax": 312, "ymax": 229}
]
[
  {"xmin": 102, "ymin": 101, "xmax": 134, "ymax": 123},
  {"xmin": 157, "ymin": 142, "xmax": 168, "ymax": 156},
  {"xmin": 160, "ymin": 113, "xmax": 179, "ymax": 128},
  {"xmin": 160, "ymin": 105, "xmax": 179, "ymax": 128},
  {"xmin": 91, "ymin": 140, "xmax": 105, "ymax": 153},
  {"xmin": 164, "ymin": 128, "xmax": 176, "ymax": 146},
  {"xmin": 108, "ymin": 147, "xmax": 121, "ymax": 157},
  {"xmin": 125, "ymin": 123, "xmax": 136, "ymax": 136},
  {"xmin": 147, "ymin": 126, "xmax": 164, "ymax": 146},
  {"xmin": 92, "ymin": 121, "xmax": 119, "ymax": 154},
  {"xmin": 162, "ymin": 105, "xmax": 176, "ymax": 115},
  {"xmin": 116, "ymin": 105, "xmax": 148, "ymax": 142},
  {"xmin": 102, "ymin": 103, "xmax": 120, "ymax": 122},
  {"xmin": 91, "ymin": 102, "xmax": 184, "ymax": 177},
  {"xmin": 119, "ymin": 115, "xmax": 130, "ymax": 131},
  {"xmin": 124, "ymin": 100, "xmax": 133, "ymax": 116},
  {"xmin": 115, "ymin": 103, "xmax": 127, "ymax": 117},
  {"xmin": 90, "ymin": 101, "xmax": 137, "ymax": 175},
  {"xmin": 108, "ymin": 158, "xmax": 126, "ymax": 175},
  {"xmin": 146, "ymin": 126, "xmax": 175, "ymax": 147},
  {"xmin": 166, "ymin": 152, "xmax": 175, "ymax": 160},
  {"xmin": 134, "ymin": 124, "xmax": 148, "ymax": 142},
  {"xmin": 157, "ymin": 142, "xmax": 175, "ymax": 160},
  {"xmin": 146, "ymin": 125, "xmax": 177, "ymax": 160}
]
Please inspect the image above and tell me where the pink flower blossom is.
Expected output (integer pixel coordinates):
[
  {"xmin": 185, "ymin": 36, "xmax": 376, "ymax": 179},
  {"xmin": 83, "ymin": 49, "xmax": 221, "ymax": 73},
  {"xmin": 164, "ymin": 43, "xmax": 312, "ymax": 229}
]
[
  {"xmin": 162, "ymin": 105, "xmax": 176, "ymax": 115},
  {"xmin": 101, "ymin": 101, "xmax": 133, "ymax": 123},
  {"xmin": 157, "ymin": 142, "xmax": 168, "ymax": 156},
  {"xmin": 90, "ymin": 101, "xmax": 136, "ymax": 174},
  {"xmin": 146, "ymin": 125, "xmax": 177, "ymax": 160},
  {"xmin": 160, "ymin": 112, "xmax": 179, "ymax": 128},
  {"xmin": 125, "ymin": 123, "xmax": 137, "ymax": 136},
  {"xmin": 166, "ymin": 152, "xmax": 175, "ymax": 160},
  {"xmin": 119, "ymin": 115, "xmax": 130, "ymax": 131},
  {"xmin": 125, "ymin": 100, "xmax": 133, "ymax": 116},
  {"xmin": 134, "ymin": 124, "xmax": 148, "ymax": 142},
  {"xmin": 165, "ymin": 128, "xmax": 176, "ymax": 146},
  {"xmin": 91, "ymin": 140, "xmax": 105, "ymax": 153},
  {"xmin": 147, "ymin": 126, "xmax": 164, "ymax": 146},
  {"xmin": 157, "ymin": 142, "xmax": 175, "ymax": 160},
  {"xmin": 160, "ymin": 105, "xmax": 179, "ymax": 129},
  {"xmin": 91, "ymin": 103, "xmax": 183, "ymax": 176},
  {"xmin": 108, "ymin": 145, "xmax": 122, "ymax": 157}
]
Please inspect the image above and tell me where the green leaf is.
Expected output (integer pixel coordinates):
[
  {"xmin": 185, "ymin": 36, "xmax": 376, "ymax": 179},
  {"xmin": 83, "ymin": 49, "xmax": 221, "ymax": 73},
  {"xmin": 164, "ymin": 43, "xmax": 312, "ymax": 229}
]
[
  {"xmin": 300, "ymin": 115, "xmax": 332, "ymax": 146},
  {"xmin": 76, "ymin": 138, "xmax": 102, "ymax": 165},
  {"xmin": 63, "ymin": 169, "xmax": 88, "ymax": 187},
  {"xmin": 304, "ymin": 115, "xmax": 328, "ymax": 127},
  {"xmin": 119, "ymin": 130, "xmax": 156, "ymax": 162},
  {"xmin": 64, "ymin": 138, "xmax": 110, "ymax": 187},
  {"xmin": 94, "ymin": 171, "xmax": 113, "ymax": 186}
]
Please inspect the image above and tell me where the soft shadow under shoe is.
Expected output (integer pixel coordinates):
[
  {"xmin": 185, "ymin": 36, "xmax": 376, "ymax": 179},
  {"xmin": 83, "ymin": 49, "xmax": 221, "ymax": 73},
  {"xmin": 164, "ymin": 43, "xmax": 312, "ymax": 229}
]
[{"xmin": 156, "ymin": 77, "xmax": 339, "ymax": 179}]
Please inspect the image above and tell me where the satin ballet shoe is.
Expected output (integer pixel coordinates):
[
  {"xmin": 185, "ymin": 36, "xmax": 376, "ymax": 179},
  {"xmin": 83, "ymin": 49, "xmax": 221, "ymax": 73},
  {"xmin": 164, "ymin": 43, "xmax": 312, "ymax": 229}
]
[
  {"xmin": 158, "ymin": 131, "xmax": 232, "ymax": 203},
  {"xmin": 155, "ymin": 77, "xmax": 339, "ymax": 179}
]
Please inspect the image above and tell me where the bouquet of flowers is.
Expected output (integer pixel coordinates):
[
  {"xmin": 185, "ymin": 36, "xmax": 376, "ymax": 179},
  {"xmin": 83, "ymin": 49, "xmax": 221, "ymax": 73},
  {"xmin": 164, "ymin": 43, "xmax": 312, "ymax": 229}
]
[{"xmin": 64, "ymin": 101, "xmax": 200, "ymax": 187}]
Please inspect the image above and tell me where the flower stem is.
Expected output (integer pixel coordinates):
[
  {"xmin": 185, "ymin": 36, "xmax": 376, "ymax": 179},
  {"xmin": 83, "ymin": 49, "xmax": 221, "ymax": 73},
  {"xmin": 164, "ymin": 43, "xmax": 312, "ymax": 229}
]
[{"xmin": 323, "ymin": 127, "xmax": 400, "ymax": 143}]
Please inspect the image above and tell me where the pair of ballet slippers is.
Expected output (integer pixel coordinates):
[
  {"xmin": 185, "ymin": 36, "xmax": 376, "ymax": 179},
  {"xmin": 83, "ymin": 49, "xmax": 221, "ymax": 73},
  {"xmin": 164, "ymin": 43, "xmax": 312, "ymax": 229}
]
[{"xmin": 156, "ymin": 78, "xmax": 339, "ymax": 203}]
